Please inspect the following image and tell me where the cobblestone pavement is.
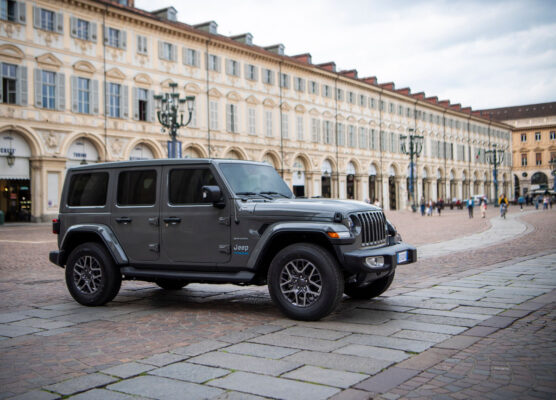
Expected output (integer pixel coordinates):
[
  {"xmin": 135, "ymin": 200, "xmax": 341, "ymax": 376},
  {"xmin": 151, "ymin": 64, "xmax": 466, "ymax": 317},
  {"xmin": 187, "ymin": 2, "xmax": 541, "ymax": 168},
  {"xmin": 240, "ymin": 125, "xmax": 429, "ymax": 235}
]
[{"xmin": 0, "ymin": 206, "xmax": 554, "ymax": 399}]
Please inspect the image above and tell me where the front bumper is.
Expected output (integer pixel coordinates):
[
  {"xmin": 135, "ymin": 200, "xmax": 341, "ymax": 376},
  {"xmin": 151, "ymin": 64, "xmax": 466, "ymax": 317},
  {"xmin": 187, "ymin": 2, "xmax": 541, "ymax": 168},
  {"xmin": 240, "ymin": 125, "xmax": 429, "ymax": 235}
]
[{"xmin": 342, "ymin": 241, "xmax": 417, "ymax": 277}]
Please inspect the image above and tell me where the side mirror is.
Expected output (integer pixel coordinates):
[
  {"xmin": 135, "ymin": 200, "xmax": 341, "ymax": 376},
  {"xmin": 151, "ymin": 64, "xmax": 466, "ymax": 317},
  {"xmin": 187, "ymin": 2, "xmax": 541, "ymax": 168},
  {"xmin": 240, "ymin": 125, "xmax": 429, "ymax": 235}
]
[{"xmin": 201, "ymin": 185, "xmax": 224, "ymax": 207}]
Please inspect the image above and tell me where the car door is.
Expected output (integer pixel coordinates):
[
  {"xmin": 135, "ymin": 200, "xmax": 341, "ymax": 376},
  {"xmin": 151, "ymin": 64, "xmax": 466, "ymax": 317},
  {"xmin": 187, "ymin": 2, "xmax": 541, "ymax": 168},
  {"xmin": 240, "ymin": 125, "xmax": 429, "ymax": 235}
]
[
  {"xmin": 160, "ymin": 165, "xmax": 231, "ymax": 264},
  {"xmin": 111, "ymin": 167, "xmax": 160, "ymax": 263}
]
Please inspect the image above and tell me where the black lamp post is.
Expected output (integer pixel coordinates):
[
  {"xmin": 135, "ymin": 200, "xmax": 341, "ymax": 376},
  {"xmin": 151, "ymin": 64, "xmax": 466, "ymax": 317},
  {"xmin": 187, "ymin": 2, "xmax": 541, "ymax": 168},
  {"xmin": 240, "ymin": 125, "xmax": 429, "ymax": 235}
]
[
  {"xmin": 485, "ymin": 143, "xmax": 505, "ymax": 201},
  {"xmin": 401, "ymin": 128, "xmax": 424, "ymax": 211},
  {"xmin": 550, "ymin": 157, "xmax": 556, "ymax": 191},
  {"xmin": 153, "ymin": 83, "xmax": 195, "ymax": 158}
]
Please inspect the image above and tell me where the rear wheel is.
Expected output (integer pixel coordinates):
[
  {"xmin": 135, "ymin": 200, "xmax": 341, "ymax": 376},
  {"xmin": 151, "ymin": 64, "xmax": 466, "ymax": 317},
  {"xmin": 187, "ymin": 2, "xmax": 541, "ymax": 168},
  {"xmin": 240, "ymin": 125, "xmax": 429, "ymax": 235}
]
[
  {"xmin": 65, "ymin": 242, "xmax": 122, "ymax": 306},
  {"xmin": 268, "ymin": 243, "xmax": 344, "ymax": 321},
  {"xmin": 344, "ymin": 273, "xmax": 395, "ymax": 300},
  {"xmin": 155, "ymin": 280, "xmax": 188, "ymax": 290}
]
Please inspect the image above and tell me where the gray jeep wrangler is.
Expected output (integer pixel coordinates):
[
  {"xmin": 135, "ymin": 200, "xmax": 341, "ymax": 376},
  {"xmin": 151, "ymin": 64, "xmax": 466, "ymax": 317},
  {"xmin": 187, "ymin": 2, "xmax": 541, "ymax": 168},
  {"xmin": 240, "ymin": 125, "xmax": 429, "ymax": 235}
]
[{"xmin": 49, "ymin": 159, "xmax": 416, "ymax": 320}]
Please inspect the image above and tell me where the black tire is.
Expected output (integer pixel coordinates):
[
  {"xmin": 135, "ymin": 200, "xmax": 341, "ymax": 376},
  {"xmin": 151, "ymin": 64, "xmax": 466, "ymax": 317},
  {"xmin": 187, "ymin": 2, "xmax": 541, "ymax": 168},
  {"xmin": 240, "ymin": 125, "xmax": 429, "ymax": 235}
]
[
  {"xmin": 155, "ymin": 279, "xmax": 188, "ymax": 290},
  {"xmin": 267, "ymin": 243, "xmax": 344, "ymax": 321},
  {"xmin": 65, "ymin": 242, "xmax": 122, "ymax": 306},
  {"xmin": 344, "ymin": 273, "xmax": 395, "ymax": 300}
]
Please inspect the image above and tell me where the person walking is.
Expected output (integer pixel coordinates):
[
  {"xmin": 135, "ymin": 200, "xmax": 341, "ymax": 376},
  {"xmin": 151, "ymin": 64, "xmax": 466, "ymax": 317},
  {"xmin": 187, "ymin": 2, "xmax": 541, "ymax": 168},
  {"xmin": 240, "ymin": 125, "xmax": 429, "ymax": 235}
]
[
  {"xmin": 467, "ymin": 197, "xmax": 474, "ymax": 218},
  {"xmin": 498, "ymin": 193, "xmax": 509, "ymax": 218},
  {"xmin": 535, "ymin": 196, "xmax": 540, "ymax": 210},
  {"xmin": 436, "ymin": 200, "xmax": 442, "ymax": 216},
  {"xmin": 427, "ymin": 200, "xmax": 433, "ymax": 216},
  {"xmin": 420, "ymin": 197, "xmax": 426, "ymax": 216},
  {"xmin": 543, "ymin": 194, "xmax": 550, "ymax": 210},
  {"xmin": 518, "ymin": 195, "xmax": 525, "ymax": 211},
  {"xmin": 481, "ymin": 197, "xmax": 487, "ymax": 218}
]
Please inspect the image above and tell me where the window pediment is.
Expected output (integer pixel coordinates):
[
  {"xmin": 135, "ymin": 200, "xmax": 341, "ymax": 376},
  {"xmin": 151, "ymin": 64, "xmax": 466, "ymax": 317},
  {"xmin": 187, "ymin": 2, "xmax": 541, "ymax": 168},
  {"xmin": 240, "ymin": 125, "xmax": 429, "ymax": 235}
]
[
  {"xmin": 245, "ymin": 95, "xmax": 260, "ymax": 105},
  {"xmin": 185, "ymin": 82, "xmax": 201, "ymax": 94},
  {"xmin": 208, "ymin": 88, "xmax": 222, "ymax": 98},
  {"xmin": 73, "ymin": 60, "xmax": 96, "ymax": 75},
  {"xmin": 106, "ymin": 67, "xmax": 125, "ymax": 80},
  {"xmin": 134, "ymin": 73, "xmax": 152, "ymax": 85},
  {"xmin": 263, "ymin": 98, "xmax": 276, "ymax": 107},
  {"xmin": 294, "ymin": 104, "xmax": 306, "ymax": 113},
  {"xmin": 0, "ymin": 44, "xmax": 24, "ymax": 61},
  {"xmin": 36, "ymin": 53, "xmax": 62, "ymax": 68},
  {"xmin": 308, "ymin": 108, "xmax": 320, "ymax": 117},
  {"xmin": 281, "ymin": 102, "xmax": 291, "ymax": 112},
  {"xmin": 226, "ymin": 91, "xmax": 241, "ymax": 101}
]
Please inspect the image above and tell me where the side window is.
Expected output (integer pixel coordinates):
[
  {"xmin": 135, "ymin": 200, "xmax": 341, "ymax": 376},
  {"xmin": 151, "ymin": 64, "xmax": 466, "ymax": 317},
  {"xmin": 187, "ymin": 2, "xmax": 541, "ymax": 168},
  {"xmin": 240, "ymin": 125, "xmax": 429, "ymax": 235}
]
[
  {"xmin": 169, "ymin": 168, "xmax": 217, "ymax": 204},
  {"xmin": 117, "ymin": 170, "xmax": 156, "ymax": 206},
  {"xmin": 67, "ymin": 172, "xmax": 108, "ymax": 206}
]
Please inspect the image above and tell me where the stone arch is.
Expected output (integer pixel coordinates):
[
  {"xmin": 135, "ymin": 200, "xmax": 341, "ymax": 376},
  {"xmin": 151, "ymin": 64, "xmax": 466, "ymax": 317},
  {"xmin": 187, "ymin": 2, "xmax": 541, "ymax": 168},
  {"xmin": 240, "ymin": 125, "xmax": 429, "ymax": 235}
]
[
  {"xmin": 223, "ymin": 146, "xmax": 248, "ymax": 160},
  {"xmin": 388, "ymin": 163, "xmax": 399, "ymax": 177},
  {"xmin": 60, "ymin": 132, "xmax": 106, "ymax": 162},
  {"xmin": 292, "ymin": 152, "xmax": 312, "ymax": 172},
  {"xmin": 346, "ymin": 158, "xmax": 361, "ymax": 175},
  {"xmin": 0, "ymin": 125, "xmax": 43, "ymax": 156},
  {"xmin": 124, "ymin": 138, "xmax": 164, "ymax": 160},
  {"xmin": 183, "ymin": 143, "xmax": 208, "ymax": 158},
  {"xmin": 320, "ymin": 157, "xmax": 337, "ymax": 174},
  {"xmin": 260, "ymin": 149, "xmax": 281, "ymax": 169}
]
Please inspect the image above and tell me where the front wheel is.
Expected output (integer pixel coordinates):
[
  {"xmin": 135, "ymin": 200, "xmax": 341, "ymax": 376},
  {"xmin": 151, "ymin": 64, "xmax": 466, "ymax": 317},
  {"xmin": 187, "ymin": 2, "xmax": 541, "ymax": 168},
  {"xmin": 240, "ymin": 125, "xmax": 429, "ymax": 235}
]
[
  {"xmin": 268, "ymin": 243, "xmax": 344, "ymax": 321},
  {"xmin": 344, "ymin": 273, "xmax": 395, "ymax": 300},
  {"xmin": 65, "ymin": 242, "xmax": 122, "ymax": 306}
]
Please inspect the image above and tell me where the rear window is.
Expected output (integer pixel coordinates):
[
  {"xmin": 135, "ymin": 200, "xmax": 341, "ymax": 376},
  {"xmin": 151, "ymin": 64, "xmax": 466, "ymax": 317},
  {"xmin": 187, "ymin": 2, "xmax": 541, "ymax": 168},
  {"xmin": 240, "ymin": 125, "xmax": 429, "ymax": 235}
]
[
  {"xmin": 169, "ymin": 168, "xmax": 217, "ymax": 204},
  {"xmin": 118, "ymin": 170, "xmax": 157, "ymax": 206},
  {"xmin": 67, "ymin": 172, "xmax": 109, "ymax": 207}
]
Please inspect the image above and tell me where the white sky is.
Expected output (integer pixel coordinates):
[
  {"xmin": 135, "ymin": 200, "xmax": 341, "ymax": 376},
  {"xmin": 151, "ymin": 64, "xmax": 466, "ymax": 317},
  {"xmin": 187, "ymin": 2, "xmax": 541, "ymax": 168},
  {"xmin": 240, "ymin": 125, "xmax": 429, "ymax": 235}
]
[{"xmin": 135, "ymin": 0, "xmax": 556, "ymax": 110}]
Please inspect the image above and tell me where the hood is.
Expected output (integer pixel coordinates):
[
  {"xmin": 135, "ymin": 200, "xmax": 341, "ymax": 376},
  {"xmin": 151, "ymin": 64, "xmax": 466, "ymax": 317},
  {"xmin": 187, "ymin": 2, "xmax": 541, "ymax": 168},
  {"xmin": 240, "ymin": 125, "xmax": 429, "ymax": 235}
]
[{"xmin": 251, "ymin": 198, "xmax": 381, "ymax": 219}]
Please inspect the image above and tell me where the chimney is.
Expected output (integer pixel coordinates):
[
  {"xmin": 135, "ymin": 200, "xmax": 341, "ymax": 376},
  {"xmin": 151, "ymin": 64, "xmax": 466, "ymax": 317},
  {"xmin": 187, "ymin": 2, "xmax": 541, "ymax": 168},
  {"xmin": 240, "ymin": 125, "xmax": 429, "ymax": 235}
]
[
  {"xmin": 450, "ymin": 103, "xmax": 462, "ymax": 111},
  {"xmin": 438, "ymin": 100, "xmax": 450, "ymax": 108},
  {"xmin": 194, "ymin": 21, "xmax": 218, "ymax": 34},
  {"xmin": 230, "ymin": 33, "xmax": 253, "ymax": 46},
  {"xmin": 425, "ymin": 96, "xmax": 438, "ymax": 104},
  {"xmin": 396, "ymin": 87, "xmax": 411, "ymax": 96},
  {"xmin": 264, "ymin": 44, "xmax": 285, "ymax": 56},
  {"xmin": 379, "ymin": 82, "xmax": 395, "ymax": 90},
  {"xmin": 340, "ymin": 69, "xmax": 358, "ymax": 79},
  {"xmin": 292, "ymin": 53, "xmax": 312, "ymax": 64},
  {"xmin": 412, "ymin": 92, "xmax": 425, "ymax": 100},
  {"xmin": 317, "ymin": 62, "xmax": 336, "ymax": 72},
  {"xmin": 361, "ymin": 76, "xmax": 377, "ymax": 85}
]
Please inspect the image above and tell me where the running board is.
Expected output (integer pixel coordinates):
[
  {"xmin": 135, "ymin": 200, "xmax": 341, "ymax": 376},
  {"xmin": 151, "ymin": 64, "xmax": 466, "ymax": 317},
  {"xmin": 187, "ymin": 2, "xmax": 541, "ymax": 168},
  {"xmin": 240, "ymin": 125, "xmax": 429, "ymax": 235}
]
[{"xmin": 121, "ymin": 267, "xmax": 255, "ymax": 284}]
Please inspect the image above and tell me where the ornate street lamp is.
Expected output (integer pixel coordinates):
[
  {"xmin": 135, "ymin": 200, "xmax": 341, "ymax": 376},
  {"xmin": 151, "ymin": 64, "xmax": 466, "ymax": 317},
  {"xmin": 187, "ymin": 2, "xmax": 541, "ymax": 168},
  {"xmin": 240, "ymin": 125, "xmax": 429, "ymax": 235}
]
[
  {"xmin": 485, "ymin": 143, "xmax": 505, "ymax": 201},
  {"xmin": 401, "ymin": 128, "xmax": 424, "ymax": 211},
  {"xmin": 153, "ymin": 83, "xmax": 195, "ymax": 158},
  {"xmin": 4, "ymin": 136, "xmax": 15, "ymax": 167}
]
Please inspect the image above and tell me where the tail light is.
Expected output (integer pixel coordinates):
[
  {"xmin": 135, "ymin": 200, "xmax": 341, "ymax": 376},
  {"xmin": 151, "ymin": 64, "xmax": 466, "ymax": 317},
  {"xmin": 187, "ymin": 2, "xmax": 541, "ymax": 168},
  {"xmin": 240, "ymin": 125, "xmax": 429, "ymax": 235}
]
[{"xmin": 52, "ymin": 218, "xmax": 60, "ymax": 234}]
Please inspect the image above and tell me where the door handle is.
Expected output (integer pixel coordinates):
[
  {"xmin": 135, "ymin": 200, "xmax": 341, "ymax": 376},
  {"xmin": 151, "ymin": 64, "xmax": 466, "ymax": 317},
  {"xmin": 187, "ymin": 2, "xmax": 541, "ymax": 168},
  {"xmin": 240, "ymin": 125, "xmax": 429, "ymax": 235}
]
[
  {"xmin": 163, "ymin": 217, "xmax": 181, "ymax": 225},
  {"xmin": 115, "ymin": 217, "xmax": 132, "ymax": 224}
]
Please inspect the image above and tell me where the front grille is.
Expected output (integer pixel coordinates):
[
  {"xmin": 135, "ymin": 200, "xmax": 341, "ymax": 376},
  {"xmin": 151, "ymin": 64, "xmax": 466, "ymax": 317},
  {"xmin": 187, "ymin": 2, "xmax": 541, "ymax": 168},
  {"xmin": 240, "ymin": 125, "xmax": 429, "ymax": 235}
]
[{"xmin": 353, "ymin": 211, "xmax": 387, "ymax": 247}]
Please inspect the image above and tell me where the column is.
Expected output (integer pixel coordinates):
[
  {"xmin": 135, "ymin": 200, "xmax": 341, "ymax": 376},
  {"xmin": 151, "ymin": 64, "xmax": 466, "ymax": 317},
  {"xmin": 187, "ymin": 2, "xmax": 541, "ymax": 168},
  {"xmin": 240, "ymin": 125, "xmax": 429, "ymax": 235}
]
[
  {"xmin": 382, "ymin": 177, "xmax": 390, "ymax": 210},
  {"xmin": 397, "ymin": 177, "xmax": 407, "ymax": 210}
]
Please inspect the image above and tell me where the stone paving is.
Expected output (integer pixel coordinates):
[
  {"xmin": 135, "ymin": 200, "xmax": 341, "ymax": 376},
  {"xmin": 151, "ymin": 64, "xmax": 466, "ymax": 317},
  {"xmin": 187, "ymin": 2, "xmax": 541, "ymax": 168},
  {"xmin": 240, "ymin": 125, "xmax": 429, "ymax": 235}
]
[{"xmin": 0, "ymin": 206, "xmax": 555, "ymax": 399}]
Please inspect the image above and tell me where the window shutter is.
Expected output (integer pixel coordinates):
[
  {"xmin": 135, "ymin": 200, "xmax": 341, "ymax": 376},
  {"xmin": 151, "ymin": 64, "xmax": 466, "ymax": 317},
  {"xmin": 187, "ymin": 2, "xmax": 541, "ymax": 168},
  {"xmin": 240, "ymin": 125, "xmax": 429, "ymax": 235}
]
[
  {"xmin": 33, "ymin": 6, "xmax": 40, "ymax": 28},
  {"xmin": 0, "ymin": 65, "xmax": 3, "ymax": 102},
  {"xmin": 17, "ymin": 66, "xmax": 27, "ymax": 106},
  {"xmin": 17, "ymin": 1, "xmax": 26, "ymax": 24},
  {"xmin": 182, "ymin": 47, "xmax": 187, "ymax": 64},
  {"xmin": 120, "ymin": 30, "xmax": 126, "ymax": 49},
  {"xmin": 104, "ymin": 26, "xmax": 109, "ymax": 45},
  {"xmin": 34, "ymin": 69, "xmax": 42, "ymax": 107},
  {"xmin": 158, "ymin": 40, "xmax": 163, "ymax": 59},
  {"xmin": 56, "ymin": 72, "xmax": 65, "ymax": 111},
  {"xmin": 171, "ymin": 44, "xmax": 177, "ymax": 62},
  {"xmin": 71, "ymin": 75, "xmax": 78, "ymax": 112},
  {"xmin": 121, "ymin": 85, "xmax": 129, "ymax": 118},
  {"xmin": 226, "ymin": 59, "xmax": 231, "ymax": 75},
  {"xmin": 215, "ymin": 56, "xmax": 221, "ymax": 72},
  {"xmin": 70, "ymin": 16, "xmax": 77, "ymax": 37},
  {"xmin": 55, "ymin": 12, "xmax": 63, "ymax": 33},
  {"xmin": 132, "ymin": 87, "xmax": 138, "ymax": 120},
  {"xmin": 104, "ymin": 81, "xmax": 108, "ymax": 116},
  {"xmin": 226, "ymin": 104, "xmax": 231, "ymax": 132},
  {"xmin": 148, "ymin": 90, "xmax": 154, "ymax": 122},
  {"xmin": 91, "ymin": 79, "xmax": 99, "ymax": 114},
  {"xmin": 90, "ymin": 22, "xmax": 97, "ymax": 42}
]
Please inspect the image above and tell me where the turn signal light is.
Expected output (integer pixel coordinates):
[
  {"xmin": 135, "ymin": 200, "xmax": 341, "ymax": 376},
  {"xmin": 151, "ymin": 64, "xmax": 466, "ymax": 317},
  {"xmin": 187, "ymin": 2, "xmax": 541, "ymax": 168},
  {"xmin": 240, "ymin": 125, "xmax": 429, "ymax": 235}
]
[{"xmin": 52, "ymin": 218, "xmax": 60, "ymax": 234}]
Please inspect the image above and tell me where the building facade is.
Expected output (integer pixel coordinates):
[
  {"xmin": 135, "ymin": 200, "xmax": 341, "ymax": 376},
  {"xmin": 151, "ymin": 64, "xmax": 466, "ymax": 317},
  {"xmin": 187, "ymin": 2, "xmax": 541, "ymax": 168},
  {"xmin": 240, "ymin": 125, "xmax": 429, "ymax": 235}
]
[
  {"xmin": 0, "ymin": 0, "xmax": 512, "ymax": 222},
  {"xmin": 479, "ymin": 102, "xmax": 556, "ymax": 198}
]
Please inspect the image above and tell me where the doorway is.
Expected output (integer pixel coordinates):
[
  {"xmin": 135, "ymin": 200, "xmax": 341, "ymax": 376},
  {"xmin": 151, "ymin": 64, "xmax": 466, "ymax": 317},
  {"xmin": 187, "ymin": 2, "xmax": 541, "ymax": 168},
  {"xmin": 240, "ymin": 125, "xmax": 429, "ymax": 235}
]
[
  {"xmin": 1, "ymin": 179, "xmax": 31, "ymax": 222},
  {"xmin": 388, "ymin": 176, "xmax": 397, "ymax": 210}
]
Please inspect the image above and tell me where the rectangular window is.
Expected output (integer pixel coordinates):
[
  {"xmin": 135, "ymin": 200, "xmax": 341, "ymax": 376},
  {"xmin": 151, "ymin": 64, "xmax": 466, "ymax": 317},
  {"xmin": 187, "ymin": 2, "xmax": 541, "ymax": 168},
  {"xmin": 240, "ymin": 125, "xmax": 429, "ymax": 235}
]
[
  {"xmin": 535, "ymin": 132, "xmax": 541, "ymax": 141},
  {"xmin": 370, "ymin": 98, "xmax": 375, "ymax": 108},
  {"xmin": 262, "ymin": 69, "xmax": 274, "ymax": 85},
  {"xmin": 336, "ymin": 88, "xmax": 343, "ymax": 101},
  {"xmin": 389, "ymin": 103, "xmax": 394, "ymax": 113},
  {"xmin": 521, "ymin": 133, "xmax": 527, "ymax": 142},
  {"xmin": 248, "ymin": 108, "xmax": 256, "ymax": 135},
  {"xmin": 550, "ymin": 131, "xmax": 555, "ymax": 140},
  {"xmin": 108, "ymin": 27, "xmax": 120, "ymax": 48},
  {"xmin": 379, "ymin": 100, "xmax": 384, "ymax": 111},
  {"xmin": 117, "ymin": 170, "xmax": 157, "ymax": 206},
  {"xmin": 280, "ymin": 73, "xmax": 290, "ymax": 89},
  {"xmin": 265, "ymin": 110, "xmax": 273, "ymax": 137},
  {"xmin": 521, "ymin": 154, "xmax": 527, "ymax": 166},
  {"xmin": 311, "ymin": 118, "xmax": 320, "ymax": 142},
  {"xmin": 40, "ymin": 8, "xmax": 54, "ymax": 31},
  {"xmin": 347, "ymin": 125, "xmax": 355, "ymax": 147},
  {"xmin": 370, "ymin": 129, "xmax": 376, "ymax": 150},
  {"xmin": 137, "ymin": 35, "xmax": 148, "ymax": 54},
  {"xmin": 226, "ymin": 103, "xmax": 238, "ymax": 132},
  {"xmin": 245, "ymin": 64, "xmax": 257, "ymax": 81},
  {"xmin": 209, "ymin": 101, "xmax": 218, "ymax": 130},
  {"xmin": 1, "ymin": 0, "xmax": 18, "ymax": 22},
  {"xmin": 68, "ymin": 173, "xmax": 108, "ymax": 207},
  {"xmin": 75, "ymin": 18, "xmax": 89, "ymax": 40},
  {"xmin": 281, "ymin": 113, "xmax": 289, "ymax": 139},
  {"xmin": 323, "ymin": 121, "xmax": 333, "ymax": 144},
  {"xmin": 137, "ymin": 88, "xmax": 148, "ymax": 121},
  {"xmin": 309, "ymin": 80, "xmax": 318, "ymax": 95},
  {"xmin": 323, "ymin": 84, "xmax": 331, "ymax": 98},
  {"xmin": 296, "ymin": 115, "xmax": 303, "ymax": 141},
  {"xmin": 42, "ymin": 70, "xmax": 56, "ymax": 110},
  {"xmin": 398, "ymin": 105, "xmax": 403, "ymax": 115},
  {"xmin": 358, "ymin": 127, "xmax": 367, "ymax": 149},
  {"xmin": 184, "ymin": 48, "xmax": 199, "ymax": 66},
  {"xmin": 108, "ymin": 82, "xmax": 120, "ymax": 118},
  {"xmin": 2, "ymin": 62, "xmax": 16, "ymax": 104},
  {"xmin": 208, "ymin": 54, "xmax": 220, "ymax": 72},
  {"xmin": 359, "ymin": 94, "xmax": 366, "ymax": 107},
  {"xmin": 169, "ymin": 168, "xmax": 217, "ymax": 204},
  {"xmin": 294, "ymin": 77, "xmax": 305, "ymax": 92},
  {"xmin": 162, "ymin": 42, "xmax": 173, "ymax": 60},
  {"xmin": 536, "ymin": 153, "xmax": 542, "ymax": 166},
  {"xmin": 337, "ymin": 123, "xmax": 345, "ymax": 146},
  {"xmin": 226, "ymin": 59, "xmax": 240, "ymax": 77},
  {"xmin": 77, "ymin": 77, "xmax": 89, "ymax": 114},
  {"xmin": 348, "ymin": 91, "xmax": 355, "ymax": 104}
]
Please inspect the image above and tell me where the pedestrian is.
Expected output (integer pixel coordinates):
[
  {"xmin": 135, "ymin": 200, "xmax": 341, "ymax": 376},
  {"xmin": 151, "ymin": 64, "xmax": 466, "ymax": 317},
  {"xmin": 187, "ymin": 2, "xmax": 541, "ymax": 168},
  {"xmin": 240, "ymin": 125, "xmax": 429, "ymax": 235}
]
[
  {"xmin": 543, "ymin": 194, "xmax": 549, "ymax": 210},
  {"xmin": 535, "ymin": 196, "xmax": 540, "ymax": 210},
  {"xmin": 420, "ymin": 197, "xmax": 426, "ymax": 216},
  {"xmin": 427, "ymin": 200, "xmax": 433, "ymax": 216},
  {"xmin": 436, "ymin": 200, "xmax": 442, "ymax": 216},
  {"xmin": 498, "ymin": 193, "xmax": 508, "ymax": 218},
  {"xmin": 373, "ymin": 198, "xmax": 381, "ymax": 208},
  {"xmin": 518, "ymin": 195, "xmax": 525, "ymax": 211},
  {"xmin": 481, "ymin": 197, "xmax": 487, "ymax": 218},
  {"xmin": 467, "ymin": 197, "xmax": 474, "ymax": 218}
]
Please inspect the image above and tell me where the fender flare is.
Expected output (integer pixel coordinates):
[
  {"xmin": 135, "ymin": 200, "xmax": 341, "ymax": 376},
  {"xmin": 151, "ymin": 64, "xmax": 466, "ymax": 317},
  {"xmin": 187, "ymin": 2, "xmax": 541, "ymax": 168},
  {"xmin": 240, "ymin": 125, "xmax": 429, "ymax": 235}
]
[{"xmin": 60, "ymin": 224, "xmax": 129, "ymax": 265}]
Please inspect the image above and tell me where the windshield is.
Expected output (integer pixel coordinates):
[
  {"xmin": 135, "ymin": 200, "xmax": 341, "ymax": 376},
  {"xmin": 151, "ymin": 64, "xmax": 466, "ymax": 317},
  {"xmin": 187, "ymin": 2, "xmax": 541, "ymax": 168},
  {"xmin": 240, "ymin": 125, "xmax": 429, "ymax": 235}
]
[{"xmin": 220, "ymin": 163, "xmax": 293, "ymax": 198}]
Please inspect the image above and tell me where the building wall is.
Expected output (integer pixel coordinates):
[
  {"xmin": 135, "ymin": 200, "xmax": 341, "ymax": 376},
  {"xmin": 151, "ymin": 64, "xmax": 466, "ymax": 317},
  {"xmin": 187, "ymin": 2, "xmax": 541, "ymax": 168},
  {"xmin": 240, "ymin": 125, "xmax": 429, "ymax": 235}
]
[{"xmin": 0, "ymin": 0, "xmax": 512, "ymax": 221}]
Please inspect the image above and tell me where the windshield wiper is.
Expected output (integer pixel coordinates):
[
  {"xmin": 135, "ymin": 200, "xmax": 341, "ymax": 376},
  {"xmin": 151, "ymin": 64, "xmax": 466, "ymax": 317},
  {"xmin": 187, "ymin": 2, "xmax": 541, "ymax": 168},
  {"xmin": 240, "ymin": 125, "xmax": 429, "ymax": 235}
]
[
  {"xmin": 259, "ymin": 191, "xmax": 290, "ymax": 198},
  {"xmin": 236, "ymin": 191, "xmax": 273, "ymax": 200}
]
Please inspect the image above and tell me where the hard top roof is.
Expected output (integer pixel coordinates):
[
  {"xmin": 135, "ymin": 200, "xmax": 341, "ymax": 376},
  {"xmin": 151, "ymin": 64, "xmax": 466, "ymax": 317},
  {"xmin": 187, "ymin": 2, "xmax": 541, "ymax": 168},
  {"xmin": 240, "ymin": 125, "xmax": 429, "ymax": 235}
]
[{"xmin": 67, "ymin": 158, "xmax": 267, "ymax": 171}]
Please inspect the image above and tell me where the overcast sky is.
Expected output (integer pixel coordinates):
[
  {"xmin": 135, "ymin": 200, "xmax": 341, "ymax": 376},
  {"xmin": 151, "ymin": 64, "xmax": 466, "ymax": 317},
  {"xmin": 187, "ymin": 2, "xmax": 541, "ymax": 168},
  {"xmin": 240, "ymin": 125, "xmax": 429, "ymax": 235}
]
[{"xmin": 135, "ymin": 0, "xmax": 556, "ymax": 110}]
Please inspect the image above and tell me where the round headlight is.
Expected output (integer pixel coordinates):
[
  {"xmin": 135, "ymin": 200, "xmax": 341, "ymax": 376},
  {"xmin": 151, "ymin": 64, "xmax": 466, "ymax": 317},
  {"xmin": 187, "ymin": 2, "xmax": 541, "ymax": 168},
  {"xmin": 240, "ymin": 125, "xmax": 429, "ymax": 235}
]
[{"xmin": 349, "ymin": 215, "xmax": 362, "ymax": 236}]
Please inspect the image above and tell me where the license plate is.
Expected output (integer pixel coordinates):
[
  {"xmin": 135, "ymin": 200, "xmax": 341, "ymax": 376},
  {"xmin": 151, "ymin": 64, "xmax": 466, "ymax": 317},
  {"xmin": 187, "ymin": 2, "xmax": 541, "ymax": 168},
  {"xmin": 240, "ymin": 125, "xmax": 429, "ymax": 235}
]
[{"xmin": 397, "ymin": 251, "xmax": 408, "ymax": 264}]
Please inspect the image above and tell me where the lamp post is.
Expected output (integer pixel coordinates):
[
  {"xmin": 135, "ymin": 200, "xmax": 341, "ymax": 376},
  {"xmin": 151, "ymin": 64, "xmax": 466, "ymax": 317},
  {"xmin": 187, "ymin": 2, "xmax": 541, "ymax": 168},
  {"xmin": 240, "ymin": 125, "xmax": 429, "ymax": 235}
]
[
  {"xmin": 550, "ymin": 157, "xmax": 556, "ymax": 191},
  {"xmin": 153, "ymin": 83, "xmax": 195, "ymax": 158},
  {"xmin": 485, "ymin": 143, "xmax": 505, "ymax": 201},
  {"xmin": 401, "ymin": 128, "xmax": 424, "ymax": 211}
]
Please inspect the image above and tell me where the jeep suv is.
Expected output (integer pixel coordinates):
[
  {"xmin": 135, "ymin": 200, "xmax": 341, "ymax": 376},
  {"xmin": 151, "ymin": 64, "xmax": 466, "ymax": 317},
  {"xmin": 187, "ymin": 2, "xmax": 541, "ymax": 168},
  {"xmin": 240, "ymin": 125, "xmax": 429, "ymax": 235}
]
[{"xmin": 49, "ymin": 159, "xmax": 416, "ymax": 320}]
